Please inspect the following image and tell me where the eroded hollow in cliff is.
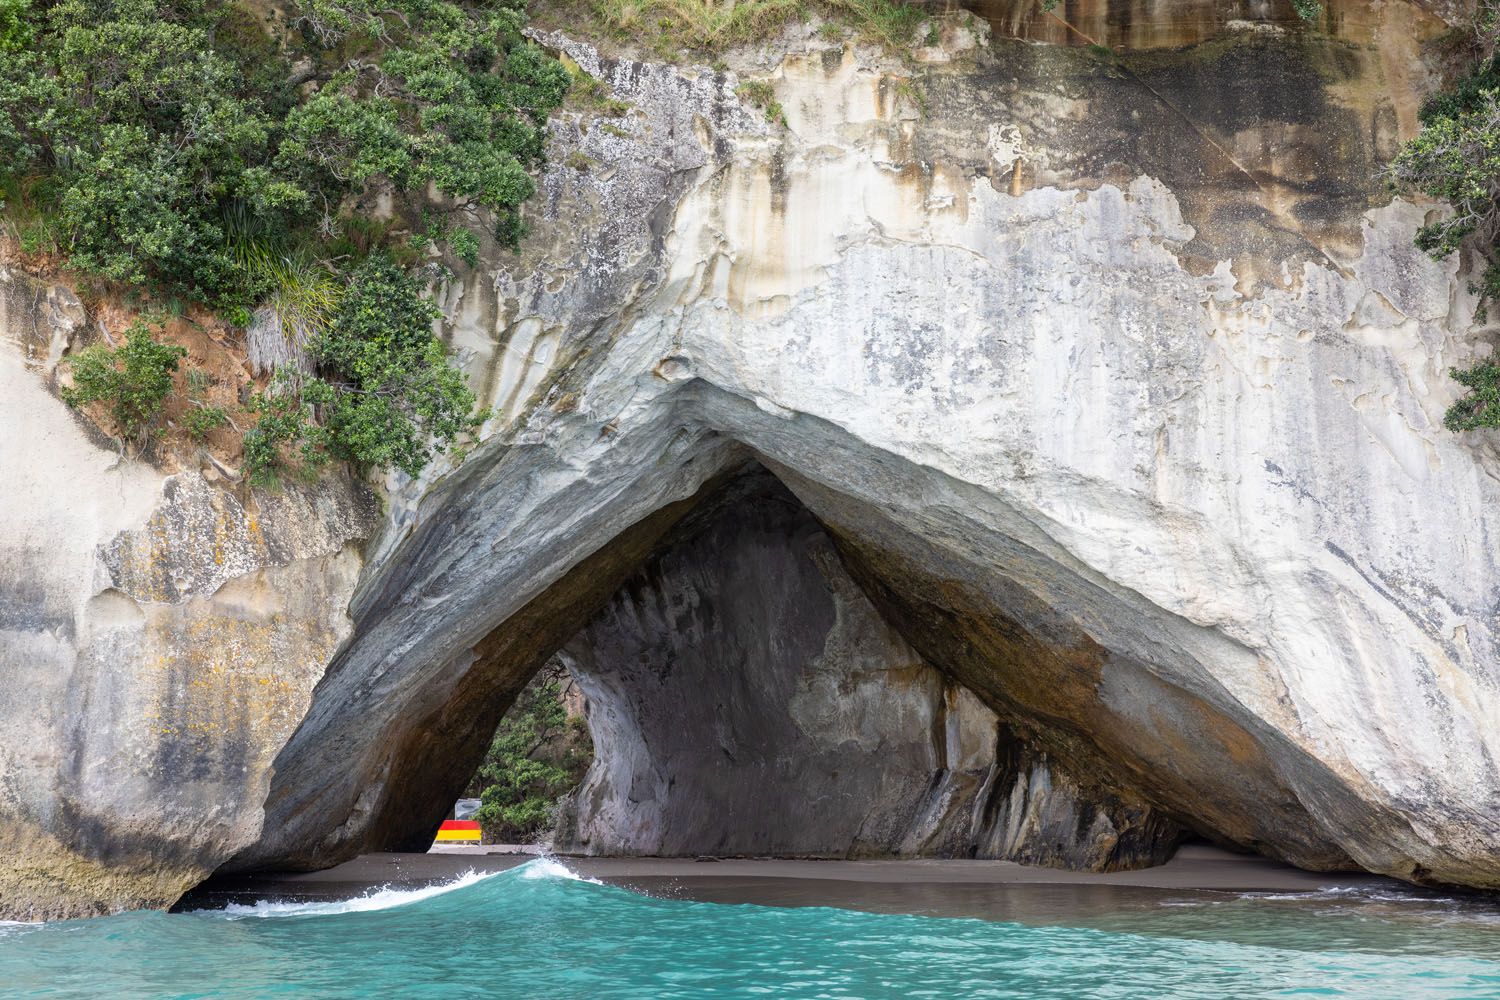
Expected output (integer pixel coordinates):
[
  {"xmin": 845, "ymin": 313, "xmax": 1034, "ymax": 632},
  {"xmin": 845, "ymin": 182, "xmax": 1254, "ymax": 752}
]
[
  {"xmin": 322, "ymin": 465, "xmax": 1185, "ymax": 869},
  {"xmin": 226, "ymin": 426, "xmax": 1372, "ymax": 884}
]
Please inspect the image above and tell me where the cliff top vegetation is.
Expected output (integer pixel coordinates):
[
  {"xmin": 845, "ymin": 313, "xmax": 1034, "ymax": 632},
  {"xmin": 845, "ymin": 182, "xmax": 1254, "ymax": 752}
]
[
  {"xmin": 1387, "ymin": 2, "xmax": 1500, "ymax": 430},
  {"xmin": 4, "ymin": 0, "xmax": 1500, "ymax": 469},
  {"xmin": 0, "ymin": 0, "xmax": 569, "ymax": 479}
]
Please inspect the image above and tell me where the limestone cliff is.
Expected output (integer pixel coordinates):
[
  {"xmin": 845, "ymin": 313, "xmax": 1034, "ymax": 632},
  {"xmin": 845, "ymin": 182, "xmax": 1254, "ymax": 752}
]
[
  {"xmin": 0, "ymin": 270, "xmax": 379, "ymax": 918},
  {"xmin": 2, "ymin": 0, "xmax": 1498, "ymax": 918}
]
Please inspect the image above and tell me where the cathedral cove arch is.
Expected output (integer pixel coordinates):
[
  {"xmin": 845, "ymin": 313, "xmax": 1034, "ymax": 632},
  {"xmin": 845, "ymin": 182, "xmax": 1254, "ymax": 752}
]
[
  {"xmin": 1, "ymin": 0, "xmax": 1498, "ymax": 965},
  {"xmin": 220, "ymin": 384, "xmax": 1437, "ymax": 886},
  {"xmin": 231, "ymin": 464, "xmax": 1189, "ymax": 873}
]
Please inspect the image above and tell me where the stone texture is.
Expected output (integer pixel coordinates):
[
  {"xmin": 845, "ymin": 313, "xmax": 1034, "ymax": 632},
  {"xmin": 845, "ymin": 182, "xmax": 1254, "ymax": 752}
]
[
  {"xmin": 243, "ymin": 10, "xmax": 1499, "ymax": 889},
  {"xmin": 0, "ymin": 270, "xmax": 380, "ymax": 918},
  {"xmin": 3, "ymin": 0, "xmax": 1500, "ymax": 918},
  {"xmin": 551, "ymin": 472, "xmax": 1180, "ymax": 866}
]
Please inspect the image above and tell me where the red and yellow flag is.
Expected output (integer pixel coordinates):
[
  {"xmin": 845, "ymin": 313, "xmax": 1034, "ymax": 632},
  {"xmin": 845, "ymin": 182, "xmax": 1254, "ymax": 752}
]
[{"xmin": 434, "ymin": 819, "xmax": 481, "ymax": 843}]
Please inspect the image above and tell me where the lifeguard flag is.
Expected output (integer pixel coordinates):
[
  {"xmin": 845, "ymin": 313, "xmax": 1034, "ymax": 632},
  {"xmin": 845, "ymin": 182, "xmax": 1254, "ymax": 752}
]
[{"xmin": 435, "ymin": 820, "xmax": 481, "ymax": 843}]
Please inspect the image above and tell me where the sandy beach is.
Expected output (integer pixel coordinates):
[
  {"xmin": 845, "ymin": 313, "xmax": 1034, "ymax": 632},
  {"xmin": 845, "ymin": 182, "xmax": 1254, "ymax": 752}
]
[{"xmin": 176, "ymin": 844, "xmax": 1419, "ymax": 921}]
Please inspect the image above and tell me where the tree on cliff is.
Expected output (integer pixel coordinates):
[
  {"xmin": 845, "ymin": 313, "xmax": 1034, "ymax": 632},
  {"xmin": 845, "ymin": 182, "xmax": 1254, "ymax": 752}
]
[
  {"xmin": 0, "ymin": 0, "xmax": 568, "ymax": 309},
  {"xmin": 467, "ymin": 664, "xmax": 593, "ymax": 842},
  {"xmin": 1388, "ymin": 6, "xmax": 1500, "ymax": 430},
  {"xmin": 242, "ymin": 254, "xmax": 484, "ymax": 484}
]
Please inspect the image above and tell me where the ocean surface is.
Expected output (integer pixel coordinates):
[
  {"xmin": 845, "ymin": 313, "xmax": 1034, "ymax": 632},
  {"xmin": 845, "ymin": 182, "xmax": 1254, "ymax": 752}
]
[{"xmin": 2, "ymin": 858, "xmax": 1499, "ymax": 999}]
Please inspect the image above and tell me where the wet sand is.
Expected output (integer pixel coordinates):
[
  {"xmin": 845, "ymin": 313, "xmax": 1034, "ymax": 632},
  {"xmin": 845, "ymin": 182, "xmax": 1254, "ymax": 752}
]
[{"xmin": 176, "ymin": 844, "xmax": 1413, "ymax": 921}]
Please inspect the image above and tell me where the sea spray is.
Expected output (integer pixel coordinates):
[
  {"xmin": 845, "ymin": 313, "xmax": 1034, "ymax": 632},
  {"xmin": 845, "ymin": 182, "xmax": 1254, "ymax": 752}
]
[{"xmin": 208, "ymin": 868, "xmax": 505, "ymax": 919}]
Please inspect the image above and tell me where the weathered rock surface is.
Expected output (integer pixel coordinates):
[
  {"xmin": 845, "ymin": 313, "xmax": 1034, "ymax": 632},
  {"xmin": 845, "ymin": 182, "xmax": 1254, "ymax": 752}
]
[
  {"xmin": 3, "ymin": 0, "xmax": 1499, "ymax": 917},
  {"xmin": 0, "ymin": 269, "xmax": 380, "ymax": 918},
  {"xmin": 240, "ymin": 8, "xmax": 1499, "ymax": 889},
  {"xmin": 552, "ymin": 471, "xmax": 1179, "ymax": 866}
]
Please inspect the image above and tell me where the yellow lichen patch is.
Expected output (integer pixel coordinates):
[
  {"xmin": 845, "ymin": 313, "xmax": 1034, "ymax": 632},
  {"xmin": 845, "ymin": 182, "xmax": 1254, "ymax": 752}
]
[
  {"xmin": 0, "ymin": 819, "xmax": 207, "ymax": 920},
  {"xmin": 86, "ymin": 549, "xmax": 362, "ymax": 816}
]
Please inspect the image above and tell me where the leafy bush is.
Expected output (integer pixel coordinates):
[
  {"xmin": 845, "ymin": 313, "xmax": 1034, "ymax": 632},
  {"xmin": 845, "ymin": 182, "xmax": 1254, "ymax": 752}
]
[
  {"xmin": 0, "ymin": 0, "xmax": 570, "ymax": 308},
  {"xmin": 1390, "ymin": 66, "xmax": 1500, "ymax": 268},
  {"xmin": 2, "ymin": 0, "xmax": 564, "ymax": 479},
  {"xmin": 1444, "ymin": 362, "xmax": 1500, "ymax": 431},
  {"xmin": 243, "ymin": 389, "xmax": 321, "ymax": 487},
  {"xmin": 182, "ymin": 365, "xmax": 231, "ymax": 441},
  {"xmin": 1389, "ymin": 32, "xmax": 1500, "ymax": 429},
  {"xmin": 182, "ymin": 404, "xmax": 230, "ymax": 441},
  {"xmin": 242, "ymin": 255, "xmax": 484, "ymax": 482},
  {"xmin": 735, "ymin": 80, "xmax": 785, "ymax": 125},
  {"xmin": 581, "ymin": 0, "xmax": 925, "ymax": 54},
  {"xmin": 468, "ymin": 665, "xmax": 592, "ymax": 842},
  {"xmin": 60, "ymin": 323, "xmax": 187, "ymax": 444},
  {"xmin": 1, "ymin": 0, "xmax": 290, "ymax": 302}
]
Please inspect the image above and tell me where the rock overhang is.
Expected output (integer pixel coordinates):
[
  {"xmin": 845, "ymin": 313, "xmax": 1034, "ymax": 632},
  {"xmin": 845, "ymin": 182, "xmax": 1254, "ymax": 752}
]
[{"xmin": 248, "ymin": 7, "xmax": 1496, "ymax": 884}]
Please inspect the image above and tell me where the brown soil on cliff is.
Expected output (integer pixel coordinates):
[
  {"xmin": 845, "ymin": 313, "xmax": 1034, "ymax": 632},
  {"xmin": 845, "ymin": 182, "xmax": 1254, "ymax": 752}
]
[{"xmin": 1, "ymin": 235, "xmax": 262, "ymax": 480}]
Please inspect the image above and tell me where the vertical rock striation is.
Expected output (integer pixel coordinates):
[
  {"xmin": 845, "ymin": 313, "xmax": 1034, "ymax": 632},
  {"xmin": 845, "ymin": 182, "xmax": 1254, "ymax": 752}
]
[{"xmin": 553, "ymin": 472, "xmax": 1181, "ymax": 868}]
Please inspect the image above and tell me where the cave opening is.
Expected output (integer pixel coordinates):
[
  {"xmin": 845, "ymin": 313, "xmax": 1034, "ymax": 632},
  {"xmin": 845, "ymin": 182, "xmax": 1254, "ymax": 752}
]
[
  {"xmin": 411, "ymin": 465, "xmax": 1186, "ymax": 868},
  {"xmin": 220, "ymin": 405, "xmax": 1361, "ymax": 885}
]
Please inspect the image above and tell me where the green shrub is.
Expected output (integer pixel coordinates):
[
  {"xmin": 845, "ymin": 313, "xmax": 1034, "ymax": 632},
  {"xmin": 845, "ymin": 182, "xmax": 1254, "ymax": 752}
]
[
  {"xmin": 243, "ymin": 388, "xmax": 323, "ymax": 486},
  {"xmin": 182, "ymin": 404, "xmax": 229, "ymax": 441},
  {"xmin": 448, "ymin": 228, "xmax": 482, "ymax": 268},
  {"xmin": 1290, "ymin": 0, "xmax": 1322, "ymax": 21},
  {"xmin": 1389, "ymin": 38, "xmax": 1500, "ymax": 429},
  {"xmin": 1390, "ymin": 75, "xmax": 1500, "ymax": 267},
  {"xmin": 0, "ymin": 0, "xmax": 570, "ymax": 308},
  {"xmin": 60, "ymin": 323, "xmax": 187, "ymax": 444},
  {"xmin": 736, "ymin": 80, "xmax": 785, "ymax": 125},
  {"xmin": 582, "ymin": 0, "xmax": 925, "ymax": 54},
  {"xmin": 468, "ymin": 666, "xmax": 592, "ymax": 842},
  {"xmin": 1445, "ymin": 363, "xmax": 1500, "ymax": 431},
  {"xmin": 242, "ymin": 255, "xmax": 484, "ymax": 483}
]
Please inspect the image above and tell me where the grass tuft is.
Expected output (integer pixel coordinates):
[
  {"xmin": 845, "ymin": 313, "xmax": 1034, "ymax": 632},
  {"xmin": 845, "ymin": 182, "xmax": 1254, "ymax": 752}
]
[{"xmin": 573, "ymin": 0, "xmax": 928, "ymax": 55}]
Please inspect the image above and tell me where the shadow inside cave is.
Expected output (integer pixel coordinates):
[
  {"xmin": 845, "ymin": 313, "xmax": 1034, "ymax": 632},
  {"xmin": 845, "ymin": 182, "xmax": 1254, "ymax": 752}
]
[{"xmin": 509, "ymin": 468, "xmax": 1182, "ymax": 866}]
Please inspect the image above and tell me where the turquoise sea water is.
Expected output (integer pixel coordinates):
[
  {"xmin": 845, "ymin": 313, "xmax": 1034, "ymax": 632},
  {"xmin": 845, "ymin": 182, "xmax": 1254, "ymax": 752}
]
[{"xmin": 2, "ymin": 859, "xmax": 1499, "ymax": 999}]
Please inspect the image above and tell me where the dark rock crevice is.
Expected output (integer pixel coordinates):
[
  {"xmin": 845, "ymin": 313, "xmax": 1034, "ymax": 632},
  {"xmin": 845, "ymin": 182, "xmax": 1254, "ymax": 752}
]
[
  {"xmin": 549, "ymin": 468, "xmax": 1185, "ymax": 868},
  {"xmin": 758, "ymin": 459, "xmax": 1361, "ymax": 872},
  {"xmin": 225, "ymin": 445, "xmax": 756, "ymax": 872}
]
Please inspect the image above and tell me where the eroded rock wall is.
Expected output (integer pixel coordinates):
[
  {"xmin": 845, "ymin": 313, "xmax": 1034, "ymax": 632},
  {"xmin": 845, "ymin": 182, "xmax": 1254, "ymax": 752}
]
[
  {"xmin": 245, "ymin": 8, "xmax": 1500, "ymax": 888},
  {"xmin": 551, "ymin": 472, "xmax": 1180, "ymax": 866},
  {"xmin": 0, "ymin": 270, "xmax": 379, "ymax": 918}
]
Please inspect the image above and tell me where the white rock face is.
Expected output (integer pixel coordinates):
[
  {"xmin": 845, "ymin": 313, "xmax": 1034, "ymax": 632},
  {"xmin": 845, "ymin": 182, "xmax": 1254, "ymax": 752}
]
[
  {"xmin": 248, "ymin": 18, "xmax": 1498, "ymax": 887},
  {"xmin": 4, "ymin": 2, "xmax": 1499, "ymax": 916},
  {"xmin": 0, "ymin": 271, "xmax": 379, "ymax": 918}
]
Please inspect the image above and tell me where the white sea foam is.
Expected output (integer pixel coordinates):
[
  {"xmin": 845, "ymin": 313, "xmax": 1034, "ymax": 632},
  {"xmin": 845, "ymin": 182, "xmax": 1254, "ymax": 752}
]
[
  {"xmin": 1241, "ymin": 886, "xmax": 1457, "ymax": 904},
  {"xmin": 519, "ymin": 856, "xmax": 604, "ymax": 885},
  {"xmin": 208, "ymin": 868, "xmax": 503, "ymax": 919},
  {"xmin": 1234, "ymin": 885, "xmax": 1500, "ymax": 927}
]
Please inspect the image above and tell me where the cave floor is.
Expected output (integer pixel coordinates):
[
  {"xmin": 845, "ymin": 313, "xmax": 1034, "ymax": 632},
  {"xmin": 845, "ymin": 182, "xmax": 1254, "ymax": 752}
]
[{"xmin": 176, "ymin": 845, "xmax": 1416, "ymax": 923}]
